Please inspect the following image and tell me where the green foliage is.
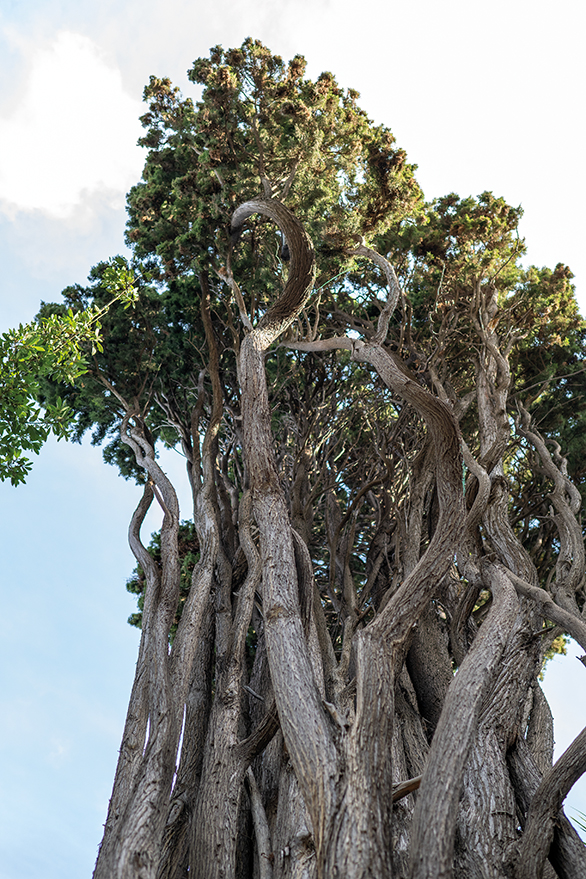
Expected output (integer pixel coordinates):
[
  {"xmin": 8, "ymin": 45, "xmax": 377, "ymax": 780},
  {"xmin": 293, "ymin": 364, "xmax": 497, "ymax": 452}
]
[
  {"xmin": 33, "ymin": 40, "xmax": 586, "ymax": 632},
  {"xmin": 128, "ymin": 37, "xmax": 422, "ymax": 284},
  {"xmin": 0, "ymin": 258, "xmax": 138, "ymax": 485},
  {"xmin": 510, "ymin": 264, "xmax": 586, "ymax": 486},
  {"xmin": 37, "ymin": 258, "xmax": 210, "ymax": 481},
  {"xmin": 36, "ymin": 40, "xmax": 424, "ymax": 485},
  {"xmin": 539, "ymin": 632, "xmax": 569, "ymax": 680},
  {"xmin": 403, "ymin": 191, "xmax": 525, "ymax": 309}
]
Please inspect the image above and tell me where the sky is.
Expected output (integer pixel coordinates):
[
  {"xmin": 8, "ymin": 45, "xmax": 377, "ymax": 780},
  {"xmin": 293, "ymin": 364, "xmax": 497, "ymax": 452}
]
[{"xmin": 0, "ymin": 1, "xmax": 585, "ymax": 876}]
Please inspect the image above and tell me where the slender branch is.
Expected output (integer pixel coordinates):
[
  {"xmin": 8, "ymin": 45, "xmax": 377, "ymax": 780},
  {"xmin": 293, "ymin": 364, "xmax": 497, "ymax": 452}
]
[
  {"xmin": 282, "ymin": 336, "xmax": 353, "ymax": 353},
  {"xmin": 95, "ymin": 370, "xmax": 132, "ymax": 411},
  {"xmin": 278, "ymin": 158, "xmax": 300, "ymax": 200},
  {"xmin": 238, "ymin": 702, "xmax": 280, "ymax": 763},
  {"xmin": 128, "ymin": 481, "xmax": 156, "ymax": 579},
  {"xmin": 392, "ymin": 775, "xmax": 422, "ymax": 803},
  {"xmin": 350, "ymin": 242, "xmax": 402, "ymax": 343},
  {"xmin": 215, "ymin": 263, "xmax": 253, "ymax": 332},
  {"xmin": 246, "ymin": 767, "xmax": 273, "ymax": 879},
  {"xmin": 503, "ymin": 566, "xmax": 586, "ymax": 653},
  {"xmin": 230, "ymin": 490, "xmax": 262, "ymax": 659}
]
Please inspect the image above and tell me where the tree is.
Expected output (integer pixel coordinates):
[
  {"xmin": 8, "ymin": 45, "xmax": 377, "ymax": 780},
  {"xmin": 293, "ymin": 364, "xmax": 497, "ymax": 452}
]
[
  {"xmin": 0, "ymin": 259, "xmax": 137, "ymax": 485},
  {"xmin": 40, "ymin": 39, "xmax": 586, "ymax": 879}
]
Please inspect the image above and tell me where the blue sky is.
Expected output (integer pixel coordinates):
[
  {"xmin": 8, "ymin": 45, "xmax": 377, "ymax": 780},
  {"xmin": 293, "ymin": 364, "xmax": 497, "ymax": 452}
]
[{"xmin": 0, "ymin": 1, "xmax": 585, "ymax": 876}]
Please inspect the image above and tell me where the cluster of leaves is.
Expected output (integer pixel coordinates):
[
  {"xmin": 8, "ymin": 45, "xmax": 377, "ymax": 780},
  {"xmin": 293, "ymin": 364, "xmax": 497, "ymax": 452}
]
[
  {"xmin": 128, "ymin": 38, "xmax": 422, "ymax": 285},
  {"xmin": 1, "ymin": 259, "xmax": 138, "ymax": 485},
  {"xmin": 539, "ymin": 632, "xmax": 570, "ymax": 679},
  {"xmin": 37, "ymin": 260, "xmax": 211, "ymax": 481}
]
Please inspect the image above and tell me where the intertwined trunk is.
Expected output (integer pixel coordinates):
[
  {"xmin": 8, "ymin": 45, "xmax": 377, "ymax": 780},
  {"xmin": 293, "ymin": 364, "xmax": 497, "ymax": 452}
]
[{"xmin": 94, "ymin": 197, "xmax": 586, "ymax": 879}]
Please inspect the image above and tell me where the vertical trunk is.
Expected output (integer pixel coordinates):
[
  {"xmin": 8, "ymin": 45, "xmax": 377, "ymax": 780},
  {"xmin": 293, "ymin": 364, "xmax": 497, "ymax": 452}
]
[
  {"xmin": 156, "ymin": 602, "xmax": 214, "ymax": 879},
  {"xmin": 190, "ymin": 491, "xmax": 263, "ymax": 879},
  {"xmin": 95, "ymin": 420, "xmax": 183, "ymax": 879},
  {"xmin": 95, "ymin": 483, "xmax": 153, "ymax": 873},
  {"xmin": 235, "ymin": 200, "xmax": 342, "ymax": 876},
  {"xmin": 409, "ymin": 562, "xmax": 519, "ymax": 879}
]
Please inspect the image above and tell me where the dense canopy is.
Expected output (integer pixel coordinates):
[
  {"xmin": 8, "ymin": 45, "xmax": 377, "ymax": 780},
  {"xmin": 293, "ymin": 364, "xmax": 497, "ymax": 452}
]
[{"xmin": 40, "ymin": 39, "xmax": 586, "ymax": 879}]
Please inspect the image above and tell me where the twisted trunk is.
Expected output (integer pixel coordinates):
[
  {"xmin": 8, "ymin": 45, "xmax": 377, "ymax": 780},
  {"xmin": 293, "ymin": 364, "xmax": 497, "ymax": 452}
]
[{"xmin": 94, "ymin": 195, "xmax": 586, "ymax": 879}]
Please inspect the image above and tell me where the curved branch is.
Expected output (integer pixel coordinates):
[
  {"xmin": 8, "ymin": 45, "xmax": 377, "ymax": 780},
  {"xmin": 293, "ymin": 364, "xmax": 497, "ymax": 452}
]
[
  {"xmin": 503, "ymin": 566, "xmax": 586, "ymax": 652},
  {"xmin": 461, "ymin": 438, "xmax": 491, "ymax": 537},
  {"xmin": 517, "ymin": 405, "xmax": 584, "ymax": 604},
  {"xmin": 282, "ymin": 336, "xmax": 353, "ymax": 353},
  {"xmin": 121, "ymin": 413, "xmax": 180, "ymax": 526},
  {"xmin": 508, "ymin": 737, "xmax": 586, "ymax": 879},
  {"xmin": 516, "ymin": 725, "xmax": 586, "ymax": 879},
  {"xmin": 231, "ymin": 197, "xmax": 316, "ymax": 343},
  {"xmin": 351, "ymin": 242, "xmax": 402, "ymax": 343},
  {"xmin": 518, "ymin": 405, "xmax": 581, "ymax": 515},
  {"xmin": 353, "ymin": 338, "xmax": 463, "ymax": 644},
  {"xmin": 128, "ymin": 480, "xmax": 156, "ymax": 580}
]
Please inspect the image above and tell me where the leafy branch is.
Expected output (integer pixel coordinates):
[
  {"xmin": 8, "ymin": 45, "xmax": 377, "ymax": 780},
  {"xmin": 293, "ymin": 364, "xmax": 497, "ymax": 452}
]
[{"xmin": 0, "ymin": 258, "xmax": 138, "ymax": 485}]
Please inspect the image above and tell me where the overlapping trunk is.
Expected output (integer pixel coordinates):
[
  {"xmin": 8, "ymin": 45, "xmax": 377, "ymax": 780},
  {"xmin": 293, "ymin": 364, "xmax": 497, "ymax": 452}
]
[{"xmin": 94, "ymin": 196, "xmax": 586, "ymax": 879}]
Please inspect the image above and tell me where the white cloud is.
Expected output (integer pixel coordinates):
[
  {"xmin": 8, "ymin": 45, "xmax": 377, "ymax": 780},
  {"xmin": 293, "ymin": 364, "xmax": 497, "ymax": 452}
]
[{"xmin": 0, "ymin": 31, "xmax": 144, "ymax": 218}]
